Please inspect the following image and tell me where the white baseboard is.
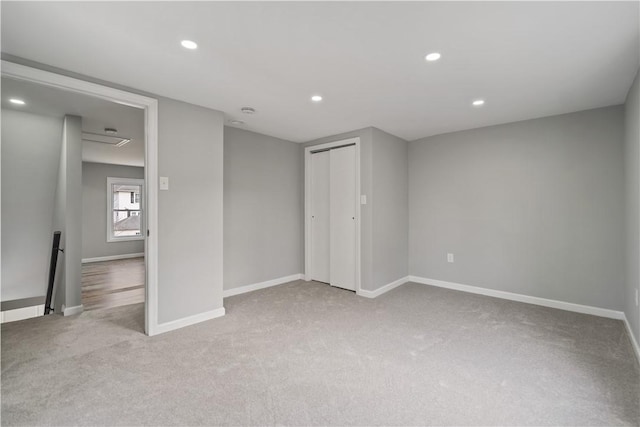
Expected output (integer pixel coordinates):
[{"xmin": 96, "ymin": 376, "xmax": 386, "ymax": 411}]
[
  {"xmin": 1, "ymin": 305, "xmax": 45, "ymax": 323},
  {"xmin": 82, "ymin": 253, "xmax": 144, "ymax": 263},
  {"xmin": 62, "ymin": 304, "xmax": 84, "ymax": 316},
  {"xmin": 154, "ymin": 307, "xmax": 226, "ymax": 335},
  {"xmin": 622, "ymin": 315, "xmax": 640, "ymax": 364},
  {"xmin": 358, "ymin": 276, "xmax": 409, "ymax": 298},
  {"xmin": 408, "ymin": 276, "xmax": 625, "ymax": 320},
  {"xmin": 223, "ymin": 274, "xmax": 304, "ymax": 298}
]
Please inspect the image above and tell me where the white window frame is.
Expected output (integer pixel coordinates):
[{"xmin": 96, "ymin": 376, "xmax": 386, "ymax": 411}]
[{"xmin": 107, "ymin": 177, "xmax": 144, "ymax": 242}]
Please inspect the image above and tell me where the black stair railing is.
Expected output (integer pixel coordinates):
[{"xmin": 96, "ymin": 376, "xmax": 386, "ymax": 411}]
[{"xmin": 44, "ymin": 231, "xmax": 63, "ymax": 315}]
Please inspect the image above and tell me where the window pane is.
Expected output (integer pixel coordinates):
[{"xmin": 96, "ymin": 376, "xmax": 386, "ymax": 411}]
[{"xmin": 112, "ymin": 183, "xmax": 142, "ymax": 237}]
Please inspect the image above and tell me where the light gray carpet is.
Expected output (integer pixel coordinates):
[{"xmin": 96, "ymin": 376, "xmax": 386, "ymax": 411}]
[{"xmin": 2, "ymin": 281, "xmax": 639, "ymax": 426}]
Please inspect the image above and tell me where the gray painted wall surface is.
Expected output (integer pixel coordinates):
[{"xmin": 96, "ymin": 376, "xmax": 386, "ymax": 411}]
[
  {"xmin": 53, "ymin": 115, "xmax": 83, "ymax": 312},
  {"xmin": 305, "ymin": 128, "xmax": 375, "ymax": 290},
  {"xmin": 157, "ymin": 98, "xmax": 224, "ymax": 324},
  {"xmin": 624, "ymin": 70, "xmax": 640, "ymax": 343},
  {"xmin": 409, "ymin": 107, "xmax": 625, "ymax": 310},
  {"xmin": 1, "ymin": 109, "xmax": 62, "ymax": 302},
  {"xmin": 371, "ymin": 128, "xmax": 409, "ymax": 288},
  {"xmin": 82, "ymin": 162, "xmax": 144, "ymax": 260},
  {"xmin": 224, "ymin": 127, "xmax": 303, "ymax": 290}
]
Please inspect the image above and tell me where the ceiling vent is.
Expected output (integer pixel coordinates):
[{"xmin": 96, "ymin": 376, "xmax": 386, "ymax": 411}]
[
  {"xmin": 241, "ymin": 107, "xmax": 256, "ymax": 114},
  {"xmin": 82, "ymin": 131, "xmax": 131, "ymax": 147}
]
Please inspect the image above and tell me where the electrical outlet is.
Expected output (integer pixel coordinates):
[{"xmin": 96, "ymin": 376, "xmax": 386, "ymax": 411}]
[{"xmin": 447, "ymin": 253, "xmax": 454, "ymax": 263}]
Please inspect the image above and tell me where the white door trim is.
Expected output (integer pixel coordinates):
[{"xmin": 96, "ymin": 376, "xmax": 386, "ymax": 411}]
[
  {"xmin": 1, "ymin": 60, "xmax": 160, "ymax": 336},
  {"xmin": 304, "ymin": 137, "xmax": 361, "ymax": 294}
]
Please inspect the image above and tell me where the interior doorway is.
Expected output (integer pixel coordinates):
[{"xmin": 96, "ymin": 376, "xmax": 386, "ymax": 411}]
[
  {"xmin": 1, "ymin": 60, "xmax": 159, "ymax": 335},
  {"xmin": 81, "ymin": 149, "xmax": 146, "ymax": 311}
]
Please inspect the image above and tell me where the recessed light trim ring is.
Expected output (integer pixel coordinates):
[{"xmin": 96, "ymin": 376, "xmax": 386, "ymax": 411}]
[
  {"xmin": 425, "ymin": 52, "xmax": 441, "ymax": 62},
  {"xmin": 181, "ymin": 40, "xmax": 198, "ymax": 50}
]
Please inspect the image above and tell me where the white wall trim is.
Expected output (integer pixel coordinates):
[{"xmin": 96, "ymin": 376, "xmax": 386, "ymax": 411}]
[
  {"xmin": 1, "ymin": 305, "xmax": 45, "ymax": 323},
  {"xmin": 1, "ymin": 60, "xmax": 160, "ymax": 337},
  {"xmin": 223, "ymin": 274, "xmax": 303, "ymax": 298},
  {"xmin": 62, "ymin": 304, "xmax": 84, "ymax": 317},
  {"xmin": 304, "ymin": 137, "xmax": 361, "ymax": 294},
  {"xmin": 408, "ymin": 276, "xmax": 625, "ymax": 320},
  {"xmin": 155, "ymin": 307, "xmax": 225, "ymax": 335},
  {"xmin": 358, "ymin": 276, "xmax": 409, "ymax": 298},
  {"xmin": 82, "ymin": 253, "xmax": 144, "ymax": 264},
  {"xmin": 622, "ymin": 314, "xmax": 640, "ymax": 364}
]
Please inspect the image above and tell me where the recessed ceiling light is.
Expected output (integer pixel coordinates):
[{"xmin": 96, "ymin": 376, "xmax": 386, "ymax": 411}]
[
  {"xmin": 425, "ymin": 52, "xmax": 441, "ymax": 62},
  {"xmin": 9, "ymin": 98, "xmax": 25, "ymax": 105},
  {"xmin": 311, "ymin": 95, "xmax": 323, "ymax": 102},
  {"xmin": 241, "ymin": 107, "xmax": 256, "ymax": 114},
  {"xmin": 229, "ymin": 120, "xmax": 245, "ymax": 125},
  {"xmin": 472, "ymin": 99, "xmax": 485, "ymax": 107},
  {"xmin": 181, "ymin": 40, "xmax": 198, "ymax": 50}
]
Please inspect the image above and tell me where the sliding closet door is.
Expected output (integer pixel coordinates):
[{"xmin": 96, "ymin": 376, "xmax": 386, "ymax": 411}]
[
  {"xmin": 310, "ymin": 151, "xmax": 330, "ymax": 283},
  {"xmin": 329, "ymin": 145, "xmax": 356, "ymax": 291}
]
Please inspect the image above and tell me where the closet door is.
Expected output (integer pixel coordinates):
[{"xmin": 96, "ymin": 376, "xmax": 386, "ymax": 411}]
[
  {"xmin": 329, "ymin": 145, "xmax": 356, "ymax": 291},
  {"xmin": 310, "ymin": 151, "xmax": 330, "ymax": 283}
]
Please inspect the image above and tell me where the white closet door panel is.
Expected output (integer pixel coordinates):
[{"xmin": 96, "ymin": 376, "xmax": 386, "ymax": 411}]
[
  {"xmin": 330, "ymin": 145, "xmax": 356, "ymax": 291},
  {"xmin": 310, "ymin": 151, "xmax": 330, "ymax": 283}
]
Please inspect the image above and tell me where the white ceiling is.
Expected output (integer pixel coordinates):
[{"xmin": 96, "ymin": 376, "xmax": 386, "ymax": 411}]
[
  {"xmin": 1, "ymin": 2, "xmax": 638, "ymax": 143},
  {"xmin": 2, "ymin": 77, "xmax": 144, "ymax": 166}
]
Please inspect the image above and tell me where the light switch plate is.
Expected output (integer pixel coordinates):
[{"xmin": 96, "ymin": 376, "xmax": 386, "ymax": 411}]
[
  {"xmin": 160, "ymin": 176, "xmax": 169, "ymax": 190},
  {"xmin": 360, "ymin": 195, "xmax": 367, "ymax": 205}
]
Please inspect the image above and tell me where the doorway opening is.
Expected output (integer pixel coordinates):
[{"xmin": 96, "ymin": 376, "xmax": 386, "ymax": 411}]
[{"xmin": 1, "ymin": 60, "xmax": 159, "ymax": 335}]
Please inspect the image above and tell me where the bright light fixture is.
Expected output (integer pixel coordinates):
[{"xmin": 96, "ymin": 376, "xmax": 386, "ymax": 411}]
[
  {"xmin": 229, "ymin": 120, "xmax": 245, "ymax": 125},
  {"xmin": 425, "ymin": 52, "xmax": 441, "ymax": 62},
  {"xmin": 472, "ymin": 99, "xmax": 485, "ymax": 107},
  {"xmin": 181, "ymin": 40, "xmax": 198, "ymax": 50},
  {"xmin": 9, "ymin": 98, "xmax": 25, "ymax": 105},
  {"xmin": 311, "ymin": 95, "xmax": 323, "ymax": 102}
]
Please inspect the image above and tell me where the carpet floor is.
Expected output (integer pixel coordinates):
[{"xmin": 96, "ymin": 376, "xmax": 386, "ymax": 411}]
[{"xmin": 2, "ymin": 281, "xmax": 639, "ymax": 426}]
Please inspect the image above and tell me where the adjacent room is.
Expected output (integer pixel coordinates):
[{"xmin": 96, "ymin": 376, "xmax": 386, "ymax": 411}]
[{"xmin": 1, "ymin": 2, "xmax": 639, "ymax": 426}]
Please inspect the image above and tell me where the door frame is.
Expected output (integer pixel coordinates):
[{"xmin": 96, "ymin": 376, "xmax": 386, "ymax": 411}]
[
  {"xmin": 304, "ymin": 137, "xmax": 361, "ymax": 294},
  {"xmin": 1, "ymin": 60, "xmax": 160, "ymax": 336}
]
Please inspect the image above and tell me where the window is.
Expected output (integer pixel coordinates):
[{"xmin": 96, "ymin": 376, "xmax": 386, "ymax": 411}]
[{"xmin": 107, "ymin": 177, "xmax": 144, "ymax": 242}]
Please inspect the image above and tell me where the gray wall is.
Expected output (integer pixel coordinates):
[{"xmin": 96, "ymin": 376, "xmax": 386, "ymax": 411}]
[
  {"xmin": 409, "ymin": 106, "xmax": 626, "ymax": 310},
  {"xmin": 371, "ymin": 128, "xmax": 409, "ymax": 288},
  {"xmin": 305, "ymin": 128, "xmax": 375, "ymax": 290},
  {"xmin": 82, "ymin": 162, "xmax": 144, "ymax": 260},
  {"xmin": 157, "ymin": 97, "xmax": 224, "ymax": 324},
  {"xmin": 1, "ymin": 109, "xmax": 62, "ymax": 302},
  {"xmin": 624, "ymin": 70, "xmax": 640, "ymax": 343},
  {"xmin": 224, "ymin": 127, "xmax": 303, "ymax": 290},
  {"xmin": 52, "ymin": 115, "xmax": 83, "ymax": 312}
]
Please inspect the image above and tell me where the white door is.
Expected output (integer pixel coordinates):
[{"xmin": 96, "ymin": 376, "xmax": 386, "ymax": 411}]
[
  {"xmin": 329, "ymin": 145, "xmax": 356, "ymax": 291},
  {"xmin": 310, "ymin": 151, "xmax": 330, "ymax": 283}
]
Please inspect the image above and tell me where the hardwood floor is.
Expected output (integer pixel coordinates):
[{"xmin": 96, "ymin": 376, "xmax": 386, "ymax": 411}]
[{"xmin": 81, "ymin": 257, "xmax": 145, "ymax": 311}]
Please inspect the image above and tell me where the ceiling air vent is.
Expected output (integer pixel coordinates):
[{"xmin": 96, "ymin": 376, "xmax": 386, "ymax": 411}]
[{"xmin": 82, "ymin": 131, "xmax": 131, "ymax": 147}]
